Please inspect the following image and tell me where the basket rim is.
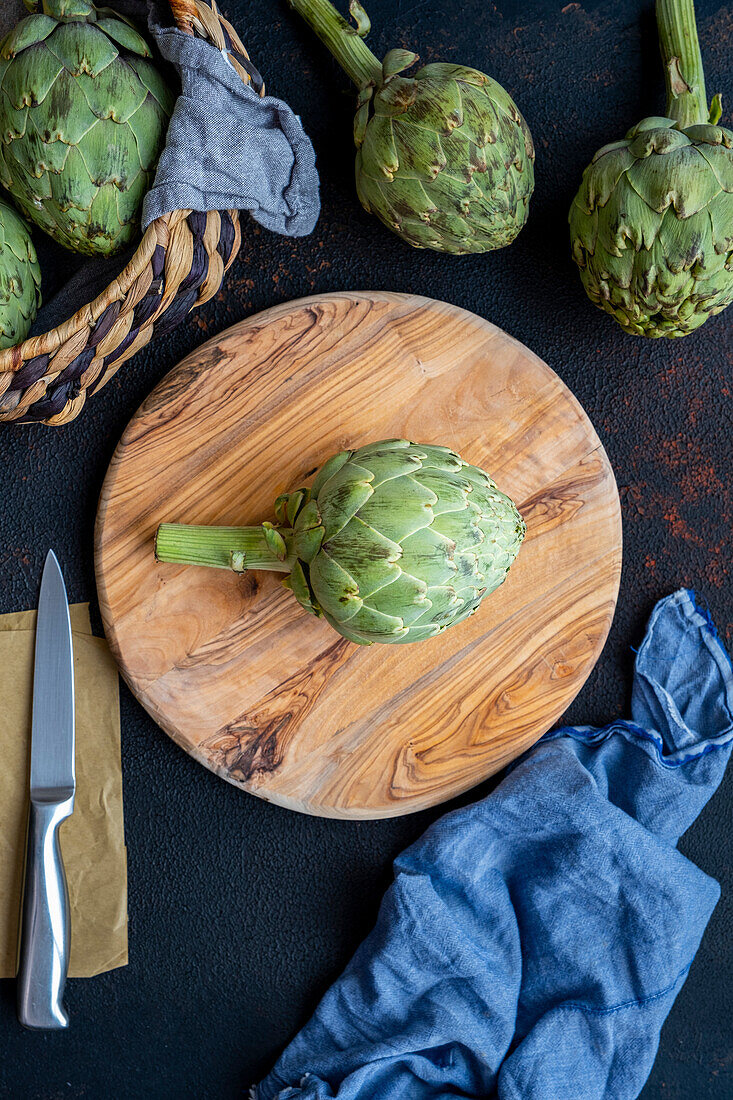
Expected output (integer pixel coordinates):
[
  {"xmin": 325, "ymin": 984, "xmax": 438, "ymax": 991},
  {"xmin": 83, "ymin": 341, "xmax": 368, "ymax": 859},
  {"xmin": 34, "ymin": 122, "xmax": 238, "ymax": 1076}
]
[{"xmin": 0, "ymin": 210, "xmax": 176, "ymax": 371}]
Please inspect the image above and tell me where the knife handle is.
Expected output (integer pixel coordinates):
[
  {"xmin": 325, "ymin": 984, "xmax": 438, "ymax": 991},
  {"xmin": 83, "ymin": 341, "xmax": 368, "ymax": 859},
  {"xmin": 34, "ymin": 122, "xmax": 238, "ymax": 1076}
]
[{"xmin": 17, "ymin": 796, "xmax": 74, "ymax": 1030}]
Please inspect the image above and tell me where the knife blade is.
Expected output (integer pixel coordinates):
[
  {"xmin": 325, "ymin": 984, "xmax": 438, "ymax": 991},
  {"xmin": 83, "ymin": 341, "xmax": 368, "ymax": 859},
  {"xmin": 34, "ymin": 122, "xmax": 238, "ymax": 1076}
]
[{"xmin": 17, "ymin": 550, "xmax": 75, "ymax": 1030}]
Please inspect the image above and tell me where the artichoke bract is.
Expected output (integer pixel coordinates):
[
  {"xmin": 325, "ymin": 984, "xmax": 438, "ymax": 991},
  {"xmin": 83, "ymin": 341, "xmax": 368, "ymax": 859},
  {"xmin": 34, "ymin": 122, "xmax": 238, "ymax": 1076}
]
[
  {"xmin": 0, "ymin": 0, "xmax": 174, "ymax": 257},
  {"xmin": 155, "ymin": 440, "xmax": 525, "ymax": 646},
  {"xmin": 569, "ymin": 0, "xmax": 733, "ymax": 337},
  {"xmin": 288, "ymin": 0, "xmax": 534, "ymax": 254},
  {"xmin": 0, "ymin": 198, "xmax": 41, "ymax": 347}
]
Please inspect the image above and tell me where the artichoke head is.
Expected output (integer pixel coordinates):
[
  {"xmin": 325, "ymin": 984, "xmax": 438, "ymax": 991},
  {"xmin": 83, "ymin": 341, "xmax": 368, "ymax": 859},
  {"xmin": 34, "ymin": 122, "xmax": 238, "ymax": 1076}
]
[
  {"xmin": 0, "ymin": 0, "xmax": 175, "ymax": 256},
  {"xmin": 570, "ymin": 0, "xmax": 733, "ymax": 337},
  {"xmin": 570, "ymin": 117, "xmax": 733, "ymax": 337},
  {"xmin": 289, "ymin": 0, "xmax": 534, "ymax": 254},
  {"xmin": 354, "ymin": 52, "xmax": 535, "ymax": 254},
  {"xmin": 156, "ymin": 440, "xmax": 526, "ymax": 647},
  {"xmin": 0, "ymin": 197, "xmax": 41, "ymax": 347}
]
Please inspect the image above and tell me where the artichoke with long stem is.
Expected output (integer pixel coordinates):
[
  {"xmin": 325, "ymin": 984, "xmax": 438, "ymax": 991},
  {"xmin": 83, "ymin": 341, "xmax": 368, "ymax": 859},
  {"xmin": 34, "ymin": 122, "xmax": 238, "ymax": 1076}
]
[
  {"xmin": 155, "ymin": 440, "xmax": 525, "ymax": 646},
  {"xmin": 288, "ymin": 0, "xmax": 534, "ymax": 254},
  {"xmin": 569, "ymin": 0, "xmax": 733, "ymax": 337}
]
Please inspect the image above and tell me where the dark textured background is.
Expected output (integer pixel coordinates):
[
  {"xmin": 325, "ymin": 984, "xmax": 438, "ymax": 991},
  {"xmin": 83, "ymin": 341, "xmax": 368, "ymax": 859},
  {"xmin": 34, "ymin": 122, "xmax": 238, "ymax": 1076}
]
[{"xmin": 1, "ymin": 0, "xmax": 731, "ymax": 1096}]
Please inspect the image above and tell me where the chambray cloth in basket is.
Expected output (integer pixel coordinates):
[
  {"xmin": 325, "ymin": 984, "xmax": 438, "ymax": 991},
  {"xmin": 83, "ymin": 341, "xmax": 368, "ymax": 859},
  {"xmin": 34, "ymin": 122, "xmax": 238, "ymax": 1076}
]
[
  {"xmin": 26, "ymin": 0, "xmax": 320, "ymax": 333},
  {"xmin": 256, "ymin": 590, "xmax": 733, "ymax": 1100},
  {"xmin": 139, "ymin": 0, "xmax": 320, "ymax": 237}
]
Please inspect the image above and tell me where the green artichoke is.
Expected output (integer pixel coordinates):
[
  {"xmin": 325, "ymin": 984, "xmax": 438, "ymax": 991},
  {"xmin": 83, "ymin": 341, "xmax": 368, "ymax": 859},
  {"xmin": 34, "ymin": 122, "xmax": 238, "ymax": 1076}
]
[
  {"xmin": 569, "ymin": 0, "xmax": 733, "ymax": 337},
  {"xmin": 288, "ymin": 0, "xmax": 534, "ymax": 254},
  {"xmin": 0, "ymin": 197, "xmax": 41, "ymax": 347},
  {"xmin": 0, "ymin": 0, "xmax": 174, "ymax": 257},
  {"xmin": 155, "ymin": 439, "xmax": 525, "ymax": 646}
]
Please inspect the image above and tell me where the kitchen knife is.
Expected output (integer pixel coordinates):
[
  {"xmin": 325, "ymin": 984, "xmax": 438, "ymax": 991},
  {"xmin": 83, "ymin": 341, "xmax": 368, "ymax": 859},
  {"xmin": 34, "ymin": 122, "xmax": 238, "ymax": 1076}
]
[{"xmin": 17, "ymin": 550, "xmax": 75, "ymax": 1030}]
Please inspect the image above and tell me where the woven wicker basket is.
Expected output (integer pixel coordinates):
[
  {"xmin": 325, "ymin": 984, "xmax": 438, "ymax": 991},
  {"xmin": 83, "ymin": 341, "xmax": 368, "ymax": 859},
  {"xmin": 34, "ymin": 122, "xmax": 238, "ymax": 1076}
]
[{"xmin": 0, "ymin": 0, "xmax": 261, "ymax": 426}]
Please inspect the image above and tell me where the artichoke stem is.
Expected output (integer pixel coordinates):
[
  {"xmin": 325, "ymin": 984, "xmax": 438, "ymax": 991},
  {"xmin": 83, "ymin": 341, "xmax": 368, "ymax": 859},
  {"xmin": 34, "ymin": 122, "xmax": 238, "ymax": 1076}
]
[
  {"xmin": 656, "ymin": 0, "xmax": 710, "ymax": 127},
  {"xmin": 289, "ymin": 0, "xmax": 383, "ymax": 88},
  {"xmin": 155, "ymin": 524, "xmax": 294, "ymax": 573}
]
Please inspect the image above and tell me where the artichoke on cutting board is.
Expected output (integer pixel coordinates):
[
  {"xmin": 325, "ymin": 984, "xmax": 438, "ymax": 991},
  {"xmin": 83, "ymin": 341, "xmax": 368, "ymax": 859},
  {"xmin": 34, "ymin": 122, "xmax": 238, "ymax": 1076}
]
[
  {"xmin": 288, "ymin": 0, "xmax": 534, "ymax": 254},
  {"xmin": 155, "ymin": 440, "xmax": 525, "ymax": 646},
  {"xmin": 0, "ymin": 0, "xmax": 174, "ymax": 257},
  {"xmin": 0, "ymin": 197, "xmax": 41, "ymax": 347},
  {"xmin": 569, "ymin": 0, "xmax": 733, "ymax": 337}
]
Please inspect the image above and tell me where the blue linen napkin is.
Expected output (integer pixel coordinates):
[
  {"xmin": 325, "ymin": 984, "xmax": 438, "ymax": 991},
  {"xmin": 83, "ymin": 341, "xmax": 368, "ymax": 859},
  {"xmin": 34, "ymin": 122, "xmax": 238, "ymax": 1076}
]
[{"xmin": 256, "ymin": 590, "xmax": 733, "ymax": 1100}]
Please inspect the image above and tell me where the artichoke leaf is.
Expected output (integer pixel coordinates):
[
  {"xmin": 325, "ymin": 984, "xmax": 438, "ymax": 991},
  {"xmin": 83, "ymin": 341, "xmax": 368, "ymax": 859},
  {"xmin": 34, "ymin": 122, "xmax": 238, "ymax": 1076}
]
[
  {"xmin": 695, "ymin": 139, "xmax": 733, "ymax": 192},
  {"xmin": 284, "ymin": 489, "xmax": 306, "ymax": 526},
  {"xmin": 293, "ymin": 523, "xmax": 324, "ymax": 564},
  {"xmin": 1, "ymin": 43, "xmax": 63, "ymax": 109},
  {"xmin": 413, "ymin": 583, "xmax": 463, "ymax": 626},
  {"xmin": 321, "ymin": 516, "xmax": 401, "ymax": 598},
  {"xmin": 87, "ymin": 184, "xmax": 125, "ymax": 249},
  {"xmin": 76, "ymin": 58, "xmax": 148, "ymax": 122},
  {"xmin": 34, "ymin": 68, "xmax": 98, "ymax": 143},
  {"xmin": 14, "ymin": 110, "xmax": 73, "ymax": 174},
  {"xmin": 658, "ymin": 207, "xmax": 710, "ymax": 273},
  {"xmin": 569, "ymin": 199, "xmax": 598, "ymax": 262},
  {"xmin": 382, "ymin": 48, "xmax": 417, "ymax": 79},
  {"xmin": 411, "ymin": 443, "xmax": 464, "ymax": 471},
  {"xmin": 112, "ymin": 166, "xmax": 147, "ymax": 226},
  {"xmin": 48, "ymin": 141, "xmax": 96, "ymax": 207},
  {"xmin": 287, "ymin": 560, "xmax": 321, "ymax": 615},
  {"xmin": 583, "ymin": 144, "xmax": 636, "ymax": 211},
  {"xmin": 627, "ymin": 126, "xmax": 691, "ymax": 157},
  {"xmin": 293, "ymin": 497, "xmax": 321, "ymax": 531},
  {"xmin": 95, "ymin": 17, "xmax": 152, "ymax": 59},
  {"xmin": 626, "ymin": 116, "xmax": 677, "ymax": 137},
  {"xmin": 359, "ymin": 112, "xmax": 399, "ymax": 179},
  {"xmin": 343, "ymin": 601, "xmax": 408, "ymax": 642},
  {"xmin": 399, "ymin": 525, "xmax": 457, "ymax": 586},
  {"xmin": 596, "ymin": 181, "xmax": 664, "ymax": 255},
  {"xmin": 308, "ymin": 549, "xmax": 363, "ymax": 623},
  {"xmin": 384, "ymin": 74, "xmax": 462, "ymax": 134},
  {"xmin": 432, "ymin": 506, "xmax": 485, "ymax": 550},
  {"xmin": 126, "ymin": 96, "xmax": 170, "ymax": 172},
  {"xmin": 347, "ymin": 445, "xmax": 422, "ymax": 488},
  {"xmin": 626, "ymin": 145, "xmax": 721, "ymax": 216},
  {"xmin": 78, "ymin": 114, "xmax": 140, "ymax": 185},
  {"xmin": 392, "ymin": 117, "xmax": 446, "ymax": 179},
  {"xmin": 684, "ymin": 123, "xmax": 728, "ymax": 145},
  {"xmin": 367, "ymin": 570, "xmax": 430, "ymax": 626},
  {"xmin": 127, "ymin": 55, "xmax": 176, "ymax": 115},
  {"xmin": 0, "ymin": 85, "xmax": 29, "ymax": 143},
  {"xmin": 309, "ymin": 449, "xmax": 350, "ymax": 496},
  {"xmin": 436, "ymin": 129, "xmax": 479, "ymax": 183},
  {"xmin": 415, "ymin": 62, "xmax": 488, "ymax": 89},
  {"xmin": 2, "ymin": 15, "xmax": 57, "ymax": 56},
  {"xmin": 356, "ymin": 474, "xmax": 436, "ymax": 544},
  {"xmin": 372, "ymin": 74, "xmax": 417, "ymax": 118},
  {"xmin": 317, "ymin": 465, "xmax": 373, "ymax": 541},
  {"xmin": 458, "ymin": 84, "xmax": 500, "ymax": 149},
  {"xmin": 46, "ymin": 21, "xmax": 118, "ymax": 78},
  {"xmin": 706, "ymin": 188, "xmax": 733, "ymax": 252},
  {"xmin": 368, "ymin": 174, "xmax": 437, "ymax": 226}
]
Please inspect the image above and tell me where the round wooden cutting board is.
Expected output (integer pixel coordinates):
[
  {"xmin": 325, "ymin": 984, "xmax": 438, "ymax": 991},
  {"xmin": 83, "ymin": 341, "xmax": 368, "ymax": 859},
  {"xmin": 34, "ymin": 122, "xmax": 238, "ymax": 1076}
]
[{"xmin": 95, "ymin": 292, "xmax": 622, "ymax": 819}]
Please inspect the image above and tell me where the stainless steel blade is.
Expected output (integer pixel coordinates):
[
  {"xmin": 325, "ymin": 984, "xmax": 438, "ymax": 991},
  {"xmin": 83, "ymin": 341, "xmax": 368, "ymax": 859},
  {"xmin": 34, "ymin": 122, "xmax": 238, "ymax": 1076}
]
[{"xmin": 30, "ymin": 550, "xmax": 75, "ymax": 799}]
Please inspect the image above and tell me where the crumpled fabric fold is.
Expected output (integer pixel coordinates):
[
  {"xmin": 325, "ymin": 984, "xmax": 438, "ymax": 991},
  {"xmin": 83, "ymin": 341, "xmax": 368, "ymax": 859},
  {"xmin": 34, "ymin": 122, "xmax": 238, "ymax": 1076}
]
[
  {"xmin": 256, "ymin": 590, "xmax": 733, "ymax": 1100},
  {"xmin": 141, "ymin": 2, "xmax": 320, "ymax": 236}
]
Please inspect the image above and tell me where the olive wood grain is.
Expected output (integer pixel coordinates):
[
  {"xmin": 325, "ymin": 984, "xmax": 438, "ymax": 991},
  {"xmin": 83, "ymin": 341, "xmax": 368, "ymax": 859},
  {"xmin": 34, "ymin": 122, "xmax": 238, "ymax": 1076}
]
[{"xmin": 95, "ymin": 292, "xmax": 622, "ymax": 818}]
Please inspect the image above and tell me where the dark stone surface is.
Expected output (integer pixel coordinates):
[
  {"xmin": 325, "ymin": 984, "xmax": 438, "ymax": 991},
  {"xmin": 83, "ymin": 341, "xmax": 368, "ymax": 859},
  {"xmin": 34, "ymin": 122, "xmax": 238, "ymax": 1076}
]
[{"xmin": 1, "ymin": 0, "xmax": 731, "ymax": 1096}]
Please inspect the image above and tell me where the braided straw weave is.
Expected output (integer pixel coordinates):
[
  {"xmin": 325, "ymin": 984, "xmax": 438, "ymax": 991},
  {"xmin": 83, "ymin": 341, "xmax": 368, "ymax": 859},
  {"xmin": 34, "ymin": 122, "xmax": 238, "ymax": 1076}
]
[{"xmin": 0, "ymin": 0, "xmax": 262, "ymax": 426}]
